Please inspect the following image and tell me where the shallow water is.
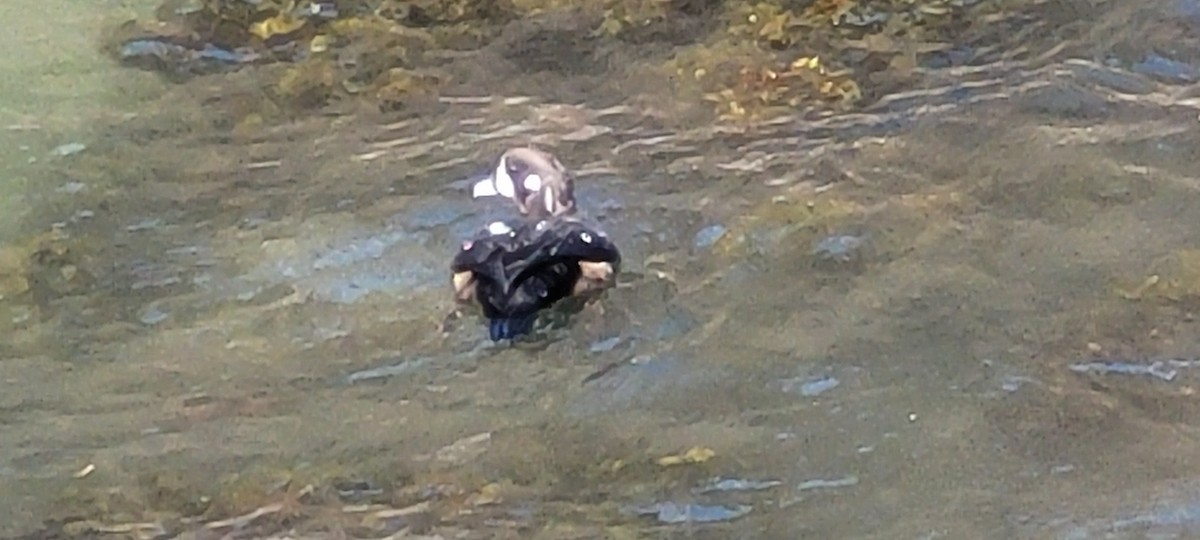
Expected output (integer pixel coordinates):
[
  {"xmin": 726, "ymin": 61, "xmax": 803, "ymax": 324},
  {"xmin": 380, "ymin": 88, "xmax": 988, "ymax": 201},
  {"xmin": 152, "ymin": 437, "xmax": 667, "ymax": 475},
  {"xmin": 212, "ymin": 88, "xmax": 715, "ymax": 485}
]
[{"xmin": 6, "ymin": 0, "xmax": 1200, "ymax": 538}]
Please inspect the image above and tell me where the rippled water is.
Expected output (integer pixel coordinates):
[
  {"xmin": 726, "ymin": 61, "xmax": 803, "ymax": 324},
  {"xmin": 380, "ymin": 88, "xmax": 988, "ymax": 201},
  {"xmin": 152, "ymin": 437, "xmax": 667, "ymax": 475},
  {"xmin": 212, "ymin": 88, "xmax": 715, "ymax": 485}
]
[{"xmin": 7, "ymin": 0, "xmax": 1200, "ymax": 538}]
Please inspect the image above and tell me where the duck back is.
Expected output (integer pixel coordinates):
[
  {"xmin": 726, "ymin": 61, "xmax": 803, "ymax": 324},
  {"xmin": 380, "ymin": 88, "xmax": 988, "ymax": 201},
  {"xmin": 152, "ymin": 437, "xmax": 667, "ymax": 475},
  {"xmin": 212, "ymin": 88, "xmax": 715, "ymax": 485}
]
[{"xmin": 451, "ymin": 217, "xmax": 620, "ymax": 341}]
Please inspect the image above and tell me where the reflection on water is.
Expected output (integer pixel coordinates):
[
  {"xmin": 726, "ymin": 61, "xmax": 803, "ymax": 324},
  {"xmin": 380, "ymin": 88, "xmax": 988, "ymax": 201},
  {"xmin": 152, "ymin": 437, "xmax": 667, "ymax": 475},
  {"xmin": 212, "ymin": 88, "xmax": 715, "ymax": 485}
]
[{"xmin": 7, "ymin": 0, "xmax": 1200, "ymax": 538}]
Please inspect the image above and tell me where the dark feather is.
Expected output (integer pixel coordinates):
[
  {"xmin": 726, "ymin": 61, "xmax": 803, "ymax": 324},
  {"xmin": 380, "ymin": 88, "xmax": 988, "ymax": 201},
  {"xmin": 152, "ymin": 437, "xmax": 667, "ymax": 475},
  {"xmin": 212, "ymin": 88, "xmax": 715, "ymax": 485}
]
[{"xmin": 451, "ymin": 217, "xmax": 621, "ymax": 341}]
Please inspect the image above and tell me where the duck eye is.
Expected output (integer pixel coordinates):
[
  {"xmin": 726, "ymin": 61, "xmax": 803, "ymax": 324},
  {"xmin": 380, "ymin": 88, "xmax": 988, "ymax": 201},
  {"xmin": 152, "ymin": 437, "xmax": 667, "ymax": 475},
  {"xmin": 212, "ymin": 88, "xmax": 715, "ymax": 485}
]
[{"xmin": 580, "ymin": 232, "xmax": 593, "ymax": 243}]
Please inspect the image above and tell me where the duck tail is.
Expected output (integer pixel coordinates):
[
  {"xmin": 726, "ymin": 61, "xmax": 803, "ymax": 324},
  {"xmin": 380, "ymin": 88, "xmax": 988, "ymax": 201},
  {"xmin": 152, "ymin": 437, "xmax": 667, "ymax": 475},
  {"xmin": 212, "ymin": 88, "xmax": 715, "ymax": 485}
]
[{"xmin": 488, "ymin": 314, "xmax": 538, "ymax": 341}]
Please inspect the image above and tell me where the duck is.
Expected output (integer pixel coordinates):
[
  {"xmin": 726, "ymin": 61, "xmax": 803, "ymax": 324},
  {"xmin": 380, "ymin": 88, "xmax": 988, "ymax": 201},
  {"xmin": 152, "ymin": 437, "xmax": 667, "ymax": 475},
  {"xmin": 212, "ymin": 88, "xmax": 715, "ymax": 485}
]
[{"xmin": 451, "ymin": 148, "xmax": 621, "ymax": 341}]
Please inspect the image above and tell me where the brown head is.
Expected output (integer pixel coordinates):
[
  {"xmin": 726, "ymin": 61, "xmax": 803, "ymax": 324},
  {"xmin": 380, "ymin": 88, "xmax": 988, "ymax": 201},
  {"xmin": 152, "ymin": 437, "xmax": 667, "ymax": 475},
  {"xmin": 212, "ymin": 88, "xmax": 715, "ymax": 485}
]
[{"xmin": 471, "ymin": 147, "xmax": 577, "ymax": 219}]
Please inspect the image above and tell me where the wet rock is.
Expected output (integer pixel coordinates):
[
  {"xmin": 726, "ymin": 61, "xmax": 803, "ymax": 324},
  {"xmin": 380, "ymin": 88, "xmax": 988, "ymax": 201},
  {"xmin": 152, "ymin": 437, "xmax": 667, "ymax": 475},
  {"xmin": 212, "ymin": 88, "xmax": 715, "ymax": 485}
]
[
  {"xmin": 630, "ymin": 502, "xmax": 752, "ymax": 524},
  {"xmin": 1133, "ymin": 54, "xmax": 1200, "ymax": 83},
  {"xmin": 692, "ymin": 224, "xmax": 727, "ymax": 250}
]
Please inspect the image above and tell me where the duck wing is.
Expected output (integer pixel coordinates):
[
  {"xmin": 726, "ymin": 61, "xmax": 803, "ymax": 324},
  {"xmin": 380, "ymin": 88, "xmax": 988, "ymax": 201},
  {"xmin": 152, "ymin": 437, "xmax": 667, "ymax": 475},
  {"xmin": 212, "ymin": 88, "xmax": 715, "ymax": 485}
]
[
  {"xmin": 503, "ymin": 219, "xmax": 621, "ymax": 290},
  {"xmin": 449, "ymin": 218, "xmax": 622, "ymax": 341}
]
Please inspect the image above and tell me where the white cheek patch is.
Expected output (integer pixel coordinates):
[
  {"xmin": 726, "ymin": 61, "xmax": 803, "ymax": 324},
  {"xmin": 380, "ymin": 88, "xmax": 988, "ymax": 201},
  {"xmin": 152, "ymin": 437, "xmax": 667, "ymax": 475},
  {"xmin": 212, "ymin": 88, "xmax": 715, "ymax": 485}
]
[
  {"xmin": 471, "ymin": 178, "xmax": 499, "ymax": 198},
  {"xmin": 492, "ymin": 162, "xmax": 516, "ymax": 198},
  {"xmin": 543, "ymin": 188, "xmax": 556, "ymax": 214},
  {"xmin": 486, "ymin": 221, "xmax": 513, "ymax": 235},
  {"xmin": 579, "ymin": 232, "xmax": 593, "ymax": 243},
  {"xmin": 523, "ymin": 173, "xmax": 543, "ymax": 192}
]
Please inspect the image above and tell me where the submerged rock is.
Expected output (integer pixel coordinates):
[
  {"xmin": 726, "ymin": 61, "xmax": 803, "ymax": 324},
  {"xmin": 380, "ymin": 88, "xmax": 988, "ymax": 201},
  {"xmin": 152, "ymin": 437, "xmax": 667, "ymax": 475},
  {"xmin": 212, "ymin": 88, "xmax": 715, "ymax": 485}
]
[
  {"xmin": 118, "ymin": 38, "xmax": 262, "ymax": 79},
  {"xmin": 1068, "ymin": 358, "xmax": 1200, "ymax": 382},
  {"xmin": 812, "ymin": 234, "xmax": 866, "ymax": 263},
  {"xmin": 1133, "ymin": 54, "xmax": 1200, "ymax": 83},
  {"xmin": 631, "ymin": 502, "xmax": 752, "ymax": 524},
  {"xmin": 49, "ymin": 143, "xmax": 87, "ymax": 158},
  {"xmin": 797, "ymin": 475, "xmax": 859, "ymax": 491},
  {"xmin": 247, "ymin": 225, "xmax": 445, "ymax": 304},
  {"xmin": 778, "ymin": 374, "xmax": 840, "ymax": 397},
  {"xmin": 692, "ymin": 224, "xmax": 727, "ymax": 250},
  {"xmin": 346, "ymin": 357, "xmax": 431, "ymax": 384}
]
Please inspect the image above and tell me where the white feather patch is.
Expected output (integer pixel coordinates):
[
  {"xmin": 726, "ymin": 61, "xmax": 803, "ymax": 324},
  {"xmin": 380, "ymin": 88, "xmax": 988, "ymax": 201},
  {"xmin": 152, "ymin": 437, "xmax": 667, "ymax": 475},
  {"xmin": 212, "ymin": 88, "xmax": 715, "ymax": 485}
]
[
  {"xmin": 492, "ymin": 162, "xmax": 516, "ymax": 198},
  {"xmin": 486, "ymin": 221, "xmax": 513, "ymax": 235},
  {"xmin": 472, "ymin": 178, "xmax": 498, "ymax": 198},
  {"xmin": 543, "ymin": 187, "xmax": 556, "ymax": 214},
  {"xmin": 523, "ymin": 173, "xmax": 543, "ymax": 192}
]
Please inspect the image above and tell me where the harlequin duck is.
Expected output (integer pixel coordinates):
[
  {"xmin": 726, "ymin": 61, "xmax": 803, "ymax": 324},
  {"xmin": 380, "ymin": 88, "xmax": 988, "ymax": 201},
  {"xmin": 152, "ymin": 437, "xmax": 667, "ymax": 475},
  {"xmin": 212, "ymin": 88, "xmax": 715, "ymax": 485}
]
[{"xmin": 451, "ymin": 148, "xmax": 621, "ymax": 341}]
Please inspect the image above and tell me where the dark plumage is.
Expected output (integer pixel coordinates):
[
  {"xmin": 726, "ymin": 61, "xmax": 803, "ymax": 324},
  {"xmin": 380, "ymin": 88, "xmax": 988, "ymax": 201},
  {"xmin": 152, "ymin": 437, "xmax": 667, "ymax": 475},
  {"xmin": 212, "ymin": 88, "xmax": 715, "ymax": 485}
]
[{"xmin": 451, "ymin": 217, "xmax": 621, "ymax": 341}]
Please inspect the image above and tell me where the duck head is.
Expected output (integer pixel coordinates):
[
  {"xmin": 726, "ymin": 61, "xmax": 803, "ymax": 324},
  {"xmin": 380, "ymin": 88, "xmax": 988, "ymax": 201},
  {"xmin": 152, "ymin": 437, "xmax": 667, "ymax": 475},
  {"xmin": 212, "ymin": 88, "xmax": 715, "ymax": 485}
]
[{"xmin": 471, "ymin": 147, "xmax": 576, "ymax": 218}]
